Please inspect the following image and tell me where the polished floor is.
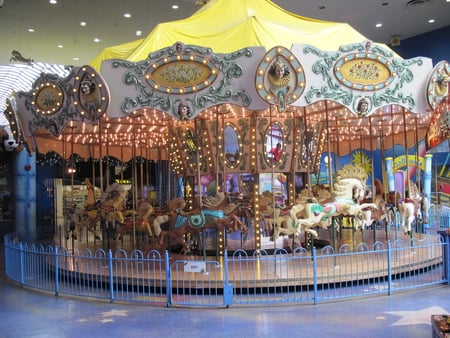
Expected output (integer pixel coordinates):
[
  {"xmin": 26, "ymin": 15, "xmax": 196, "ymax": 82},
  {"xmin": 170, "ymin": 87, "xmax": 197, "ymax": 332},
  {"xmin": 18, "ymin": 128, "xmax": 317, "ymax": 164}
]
[{"xmin": 1, "ymin": 243, "xmax": 449, "ymax": 338}]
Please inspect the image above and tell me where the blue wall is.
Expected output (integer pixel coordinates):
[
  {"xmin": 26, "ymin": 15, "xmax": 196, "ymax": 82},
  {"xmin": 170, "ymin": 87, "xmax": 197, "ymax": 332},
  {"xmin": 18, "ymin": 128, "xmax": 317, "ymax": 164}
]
[{"xmin": 392, "ymin": 25, "xmax": 450, "ymax": 65}]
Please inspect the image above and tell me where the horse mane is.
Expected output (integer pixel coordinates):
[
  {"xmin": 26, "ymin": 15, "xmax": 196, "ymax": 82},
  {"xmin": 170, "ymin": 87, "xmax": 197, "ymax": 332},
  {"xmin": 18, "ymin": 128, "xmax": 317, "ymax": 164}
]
[
  {"xmin": 335, "ymin": 164, "xmax": 368, "ymax": 183},
  {"xmin": 374, "ymin": 178, "xmax": 383, "ymax": 195},
  {"xmin": 167, "ymin": 197, "xmax": 186, "ymax": 212},
  {"xmin": 223, "ymin": 202, "xmax": 237, "ymax": 215},
  {"xmin": 202, "ymin": 192, "xmax": 225, "ymax": 208}
]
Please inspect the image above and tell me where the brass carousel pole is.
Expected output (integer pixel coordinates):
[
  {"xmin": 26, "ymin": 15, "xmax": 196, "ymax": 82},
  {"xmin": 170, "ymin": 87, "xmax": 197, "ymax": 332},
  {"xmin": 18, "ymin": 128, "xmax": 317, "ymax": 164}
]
[
  {"xmin": 402, "ymin": 107, "xmax": 413, "ymax": 239},
  {"xmin": 369, "ymin": 116, "xmax": 377, "ymax": 242},
  {"xmin": 120, "ymin": 145, "xmax": 124, "ymax": 182},
  {"xmin": 414, "ymin": 115, "xmax": 420, "ymax": 191},
  {"xmin": 215, "ymin": 106, "xmax": 220, "ymax": 194},
  {"xmin": 325, "ymin": 101, "xmax": 337, "ymax": 254},
  {"xmin": 221, "ymin": 111, "xmax": 226, "ymax": 194},
  {"xmin": 158, "ymin": 147, "xmax": 162, "ymax": 207},
  {"xmin": 369, "ymin": 116, "xmax": 375, "ymax": 197},
  {"xmin": 131, "ymin": 141, "xmax": 137, "ymax": 249},
  {"xmin": 146, "ymin": 146, "xmax": 150, "ymax": 201},
  {"xmin": 69, "ymin": 124, "xmax": 75, "ymax": 250},
  {"xmin": 194, "ymin": 117, "xmax": 202, "ymax": 207},
  {"xmin": 302, "ymin": 107, "xmax": 310, "ymax": 190},
  {"xmin": 414, "ymin": 115, "xmax": 422, "ymax": 233},
  {"xmin": 402, "ymin": 107, "xmax": 410, "ymax": 197},
  {"xmin": 269, "ymin": 105, "xmax": 277, "ymax": 251},
  {"xmin": 325, "ymin": 101, "xmax": 333, "ymax": 195},
  {"xmin": 98, "ymin": 119, "xmax": 104, "ymax": 193},
  {"xmin": 390, "ymin": 106, "xmax": 398, "ymax": 238}
]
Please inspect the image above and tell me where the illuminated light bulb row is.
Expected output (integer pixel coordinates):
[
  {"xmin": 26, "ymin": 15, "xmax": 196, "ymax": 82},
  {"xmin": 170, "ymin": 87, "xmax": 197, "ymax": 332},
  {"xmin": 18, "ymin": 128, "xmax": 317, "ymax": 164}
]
[{"xmin": 32, "ymin": 82, "xmax": 63, "ymax": 115}]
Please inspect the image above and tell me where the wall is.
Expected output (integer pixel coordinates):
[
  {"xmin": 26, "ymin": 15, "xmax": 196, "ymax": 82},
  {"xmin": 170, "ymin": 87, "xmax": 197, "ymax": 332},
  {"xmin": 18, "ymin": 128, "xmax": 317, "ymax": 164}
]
[{"xmin": 392, "ymin": 25, "xmax": 450, "ymax": 65}]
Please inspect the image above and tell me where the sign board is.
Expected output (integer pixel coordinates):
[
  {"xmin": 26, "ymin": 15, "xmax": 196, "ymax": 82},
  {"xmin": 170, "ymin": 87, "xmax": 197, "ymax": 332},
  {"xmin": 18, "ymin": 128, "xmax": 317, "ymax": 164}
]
[{"xmin": 183, "ymin": 261, "xmax": 206, "ymax": 273}]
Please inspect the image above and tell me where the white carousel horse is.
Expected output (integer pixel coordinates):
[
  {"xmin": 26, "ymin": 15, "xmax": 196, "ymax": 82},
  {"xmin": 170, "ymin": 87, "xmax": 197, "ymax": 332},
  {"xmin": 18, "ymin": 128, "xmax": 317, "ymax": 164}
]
[
  {"xmin": 356, "ymin": 193, "xmax": 390, "ymax": 230},
  {"xmin": 272, "ymin": 166, "xmax": 378, "ymax": 240},
  {"xmin": 421, "ymin": 194, "xmax": 430, "ymax": 224},
  {"xmin": 393, "ymin": 183, "xmax": 423, "ymax": 235},
  {"xmin": 271, "ymin": 200, "xmax": 327, "ymax": 241}
]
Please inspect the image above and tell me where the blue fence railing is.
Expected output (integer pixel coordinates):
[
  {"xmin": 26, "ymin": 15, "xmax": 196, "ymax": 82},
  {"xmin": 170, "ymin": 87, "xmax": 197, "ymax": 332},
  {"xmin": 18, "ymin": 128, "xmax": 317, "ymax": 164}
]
[{"xmin": 4, "ymin": 232, "xmax": 450, "ymax": 308}]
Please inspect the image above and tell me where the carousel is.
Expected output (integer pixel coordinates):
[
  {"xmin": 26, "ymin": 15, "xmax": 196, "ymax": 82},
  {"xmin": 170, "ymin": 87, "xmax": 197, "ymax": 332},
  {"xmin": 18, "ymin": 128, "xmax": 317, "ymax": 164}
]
[{"xmin": 2, "ymin": 0, "xmax": 449, "ymax": 261}]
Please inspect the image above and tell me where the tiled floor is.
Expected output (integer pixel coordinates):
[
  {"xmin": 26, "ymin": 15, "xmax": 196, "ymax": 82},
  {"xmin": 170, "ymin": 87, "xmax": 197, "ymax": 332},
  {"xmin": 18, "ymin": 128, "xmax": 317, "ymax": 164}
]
[{"xmin": 1, "ymin": 242, "xmax": 449, "ymax": 338}]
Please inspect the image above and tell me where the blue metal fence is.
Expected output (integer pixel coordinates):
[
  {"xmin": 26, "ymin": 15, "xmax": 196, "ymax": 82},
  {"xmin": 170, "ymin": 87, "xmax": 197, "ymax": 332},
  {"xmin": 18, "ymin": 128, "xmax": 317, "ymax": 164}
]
[{"xmin": 4, "ymin": 232, "xmax": 450, "ymax": 308}]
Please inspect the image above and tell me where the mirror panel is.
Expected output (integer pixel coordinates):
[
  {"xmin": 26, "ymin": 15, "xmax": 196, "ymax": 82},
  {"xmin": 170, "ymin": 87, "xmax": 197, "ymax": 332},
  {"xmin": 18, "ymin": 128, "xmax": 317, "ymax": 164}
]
[
  {"xmin": 223, "ymin": 124, "xmax": 240, "ymax": 168},
  {"xmin": 265, "ymin": 122, "xmax": 284, "ymax": 164}
]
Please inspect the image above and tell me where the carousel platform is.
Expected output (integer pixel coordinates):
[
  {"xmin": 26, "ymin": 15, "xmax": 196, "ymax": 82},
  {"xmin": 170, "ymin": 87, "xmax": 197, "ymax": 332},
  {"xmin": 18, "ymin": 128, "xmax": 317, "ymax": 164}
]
[{"xmin": 52, "ymin": 223, "xmax": 444, "ymax": 293}]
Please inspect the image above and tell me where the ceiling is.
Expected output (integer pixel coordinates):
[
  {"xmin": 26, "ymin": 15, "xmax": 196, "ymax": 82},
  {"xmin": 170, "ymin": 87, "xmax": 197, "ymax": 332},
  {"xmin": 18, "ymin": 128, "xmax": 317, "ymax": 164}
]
[{"xmin": 0, "ymin": 0, "xmax": 449, "ymax": 67}]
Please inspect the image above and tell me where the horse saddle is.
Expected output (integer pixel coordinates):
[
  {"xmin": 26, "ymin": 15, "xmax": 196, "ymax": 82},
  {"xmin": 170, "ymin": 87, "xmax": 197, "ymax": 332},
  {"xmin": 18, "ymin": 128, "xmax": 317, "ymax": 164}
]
[
  {"xmin": 275, "ymin": 205, "xmax": 291, "ymax": 216},
  {"xmin": 203, "ymin": 209, "xmax": 225, "ymax": 219}
]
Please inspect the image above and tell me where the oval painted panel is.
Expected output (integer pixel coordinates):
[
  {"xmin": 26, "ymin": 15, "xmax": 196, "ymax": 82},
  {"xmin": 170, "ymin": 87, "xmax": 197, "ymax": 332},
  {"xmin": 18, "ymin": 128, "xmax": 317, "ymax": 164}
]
[
  {"xmin": 255, "ymin": 46, "xmax": 306, "ymax": 108},
  {"xmin": 146, "ymin": 55, "xmax": 218, "ymax": 94},
  {"xmin": 334, "ymin": 53, "xmax": 395, "ymax": 91},
  {"xmin": 426, "ymin": 60, "xmax": 449, "ymax": 109}
]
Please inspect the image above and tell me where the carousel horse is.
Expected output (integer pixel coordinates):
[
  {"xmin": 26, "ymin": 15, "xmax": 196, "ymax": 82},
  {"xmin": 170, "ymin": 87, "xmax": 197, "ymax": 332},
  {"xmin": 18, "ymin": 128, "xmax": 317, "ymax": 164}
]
[
  {"xmin": 66, "ymin": 202, "xmax": 101, "ymax": 240},
  {"xmin": 386, "ymin": 183, "xmax": 423, "ymax": 235},
  {"xmin": 95, "ymin": 183, "xmax": 128, "ymax": 238},
  {"xmin": 156, "ymin": 194, "xmax": 249, "ymax": 249},
  {"xmin": 270, "ymin": 201, "xmax": 319, "ymax": 241},
  {"xmin": 202, "ymin": 192, "xmax": 251, "ymax": 234},
  {"xmin": 272, "ymin": 165, "xmax": 378, "ymax": 241},
  {"xmin": 355, "ymin": 179, "xmax": 391, "ymax": 230},
  {"xmin": 421, "ymin": 194, "xmax": 430, "ymax": 224},
  {"xmin": 65, "ymin": 178, "xmax": 101, "ymax": 240},
  {"xmin": 114, "ymin": 199, "xmax": 155, "ymax": 240}
]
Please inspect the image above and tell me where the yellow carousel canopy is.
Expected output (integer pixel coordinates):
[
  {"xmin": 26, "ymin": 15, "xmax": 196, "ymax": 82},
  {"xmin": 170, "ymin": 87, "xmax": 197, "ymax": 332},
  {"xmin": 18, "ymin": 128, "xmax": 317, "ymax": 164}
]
[{"xmin": 90, "ymin": 0, "xmax": 373, "ymax": 71}]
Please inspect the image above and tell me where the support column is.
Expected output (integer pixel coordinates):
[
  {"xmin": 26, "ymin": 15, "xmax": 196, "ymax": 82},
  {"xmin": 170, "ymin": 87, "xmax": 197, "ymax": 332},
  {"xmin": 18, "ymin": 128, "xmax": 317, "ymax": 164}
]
[
  {"xmin": 14, "ymin": 149, "xmax": 36, "ymax": 241},
  {"xmin": 385, "ymin": 157, "xmax": 395, "ymax": 192},
  {"xmin": 424, "ymin": 154, "xmax": 433, "ymax": 197}
]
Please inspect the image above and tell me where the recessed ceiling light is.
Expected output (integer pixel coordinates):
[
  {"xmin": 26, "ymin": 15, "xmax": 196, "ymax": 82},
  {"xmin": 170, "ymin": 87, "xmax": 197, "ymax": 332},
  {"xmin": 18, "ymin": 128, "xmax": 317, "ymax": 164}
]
[
  {"xmin": 72, "ymin": 57, "xmax": 79, "ymax": 61},
  {"xmin": 28, "ymin": 28, "xmax": 35, "ymax": 32},
  {"xmin": 428, "ymin": 19, "xmax": 435, "ymax": 23},
  {"xmin": 49, "ymin": 0, "xmax": 57, "ymax": 4},
  {"xmin": 57, "ymin": 45, "xmax": 63, "ymax": 49},
  {"xmin": 375, "ymin": 23, "xmax": 383, "ymax": 28},
  {"xmin": 136, "ymin": 30, "xmax": 142, "ymax": 36},
  {"xmin": 172, "ymin": 5, "xmax": 179, "ymax": 10},
  {"xmin": 80, "ymin": 22, "xmax": 86, "ymax": 27},
  {"xmin": 124, "ymin": 13, "xmax": 131, "ymax": 18},
  {"xmin": 93, "ymin": 38, "xmax": 101, "ymax": 43}
]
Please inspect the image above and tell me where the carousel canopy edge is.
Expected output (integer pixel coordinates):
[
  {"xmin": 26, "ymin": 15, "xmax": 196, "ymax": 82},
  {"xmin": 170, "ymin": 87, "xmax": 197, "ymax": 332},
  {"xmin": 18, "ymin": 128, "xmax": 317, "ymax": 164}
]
[{"xmin": 100, "ymin": 41, "xmax": 434, "ymax": 119}]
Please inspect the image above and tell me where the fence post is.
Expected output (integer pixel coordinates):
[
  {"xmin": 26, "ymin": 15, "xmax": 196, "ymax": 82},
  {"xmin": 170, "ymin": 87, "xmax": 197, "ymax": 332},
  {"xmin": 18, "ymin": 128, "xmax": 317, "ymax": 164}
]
[
  {"xmin": 165, "ymin": 250, "xmax": 172, "ymax": 307},
  {"xmin": 222, "ymin": 250, "xmax": 233, "ymax": 307},
  {"xmin": 441, "ymin": 231, "xmax": 450, "ymax": 285},
  {"xmin": 312, "ymin": 247, "xmax": 318, "ymax": 305},
  {"xmin": 54, "ymin": 246, "xmax": 59, "ymax": 296},
  {"xmin": 447, "ymin": 234, "xmax": 450, "ymax": 285},
  {"xmin": 387, "ymin": 241, "xmax": 392, "ymax": 295},
  {"xmin": 19, "ymin": 242, "xmax": 24, "ymax": 287},
  {"xmin": 108, "ymin": 249, "xmax": 114, "ymax": 303}
]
